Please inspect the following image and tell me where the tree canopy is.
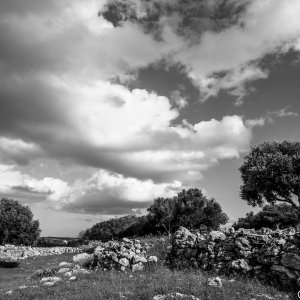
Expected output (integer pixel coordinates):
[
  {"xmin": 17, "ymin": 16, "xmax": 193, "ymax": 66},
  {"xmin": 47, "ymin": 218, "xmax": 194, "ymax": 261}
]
[
  {"xmin": 239, "ymin": 140, "xmax": 300, "ymax": 219},
  {"xmin": 233, "ymin": 203, "xmax": 298, "ymax": 230},
  {"xmin": 82, "ymin": 188, "xmax": 228, "ymax": 240},
  {"xmin": 0, "ymin": 198, "xmax": 41, "ymax": 245},
  {"xmin": 148, "ymin": 188, "xmax": 228, "ymax": 235}
]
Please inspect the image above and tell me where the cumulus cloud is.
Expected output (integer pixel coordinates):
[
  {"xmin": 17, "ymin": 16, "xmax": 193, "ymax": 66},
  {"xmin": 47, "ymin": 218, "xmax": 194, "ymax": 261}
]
[
  {"xmin": 0, "ymin": 0, "xmax": 284, "ymax": 216},
  {"xmin": 0, "ymin": 164, "xmax": 70, "ymax": 203},
  {"xmin": 100, "ymin": 0, "xmax": 300, "ymax": 101},
  {"xmin": 0, "ymin": 164, "xmax": 181, "ymax": 214}
]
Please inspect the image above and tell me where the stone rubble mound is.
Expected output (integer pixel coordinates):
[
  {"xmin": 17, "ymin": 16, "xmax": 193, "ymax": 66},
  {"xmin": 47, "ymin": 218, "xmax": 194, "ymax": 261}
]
[
  {"xmin": 167, "ymin": 226, "xmax": 300, "ymax": 289},
  {"xmin": 74, "ymin": 237, "xmax": 157, "ymax": 272},
  {"xmin": 0, "ymin": 244, "xmax": 81, "ymax": 260}
]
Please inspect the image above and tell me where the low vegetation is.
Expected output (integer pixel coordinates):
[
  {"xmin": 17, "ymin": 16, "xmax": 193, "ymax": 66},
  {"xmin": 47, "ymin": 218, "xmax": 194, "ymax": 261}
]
[
  {"xmin": 82, "ymin": 188, "xmax": 228, "ymax": 241},
  {"xmin": 0, "ymin": 237, "xmax": 294, "ymax": 300}
]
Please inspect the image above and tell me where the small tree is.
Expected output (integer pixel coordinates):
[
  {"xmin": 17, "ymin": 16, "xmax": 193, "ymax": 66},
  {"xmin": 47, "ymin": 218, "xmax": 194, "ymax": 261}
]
[
  {"xmin": 239, "ymin": 140, "xmax": 300, "ymax": 221},
  {"xmin": 0, "ymin": 198, "xmax": 41, "ymax": 245}
]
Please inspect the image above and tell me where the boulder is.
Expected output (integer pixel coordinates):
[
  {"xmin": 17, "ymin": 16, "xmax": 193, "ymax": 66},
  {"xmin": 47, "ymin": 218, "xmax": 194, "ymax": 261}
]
[
  {"xmin": 207, "ymin": 277, "xmax": 222, "ymax": 288},
  {"xmin": 209, "ymin": 231, "xmax": 226, "ymax": 241},
  {"xmin": 72, "ymin": 253, "xmax": 94, "ymax": 267}
]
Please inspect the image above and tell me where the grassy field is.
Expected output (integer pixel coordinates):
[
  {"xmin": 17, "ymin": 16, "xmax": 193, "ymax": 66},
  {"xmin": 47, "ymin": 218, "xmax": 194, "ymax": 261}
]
[{"xmin": 0, "ymin": 238, "xmax": 296, "ymax": 300}]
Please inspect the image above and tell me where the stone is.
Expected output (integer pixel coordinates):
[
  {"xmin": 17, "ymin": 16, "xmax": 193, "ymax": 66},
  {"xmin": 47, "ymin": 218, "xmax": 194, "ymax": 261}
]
[
  {"xmin": 132, "ymin": 254, "xmax": 147, "ymax": 264},
  {"xmin": 209, "ymin": 231, "xmax": 226, "ymax": 241},
  {"xmin": 72, "ymin": 268, "xmax": 91, "ymax": 275},
  {"xmin": 230, "ymin": 259, "xmax": 252, "ymax": 272},
  {"xmin": 207, "ymin": 277, "xmax": 222, "ymax": 288},
  {"xmin": 59, "ymin": 262, "xmax": 73, "ymax": 268},
  {"xmin": 69, "ymin": 276, "xmax": 77, "ymax": 281},
  {"xmin": 132, "ymin": 263, "xmax": 144, "ymax": 272},
  {"xmin": 44, "ymin": 282, "xmax": 55, "ymax": 287},
  {"xmin": 153, "ymin": 293, "xmax": 199, "ymax": 300},
  {"xmin": 5, "ymin": 291, "xmax": 13, "ymax": 295},
  {"xmin": 72, "ymin": 253, "xmax": 94, "ymax": 267},
  {"xmin": 40, "ymin": 276, "xmax": 62, "ymax": 284},
  {"xmin": 57, "ymin": 267, "xmax": 71, "ymax": 274},
  {"xmin": 148, "ymin": 256, "xmax": 158, "ymax": 263},
  {"xmin": 281, "ymin": 253, "xmax": 300, "ymax": 270},
  {"xmin": 119, "ymin": 258, "xmax": 129, "ymax": 267}
]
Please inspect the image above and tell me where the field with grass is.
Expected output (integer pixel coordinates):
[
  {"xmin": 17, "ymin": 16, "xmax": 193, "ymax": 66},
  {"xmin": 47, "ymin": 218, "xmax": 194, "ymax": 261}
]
[{"xmin": 0, "ymin": 237, "xmax": 296, "ymax": 300}]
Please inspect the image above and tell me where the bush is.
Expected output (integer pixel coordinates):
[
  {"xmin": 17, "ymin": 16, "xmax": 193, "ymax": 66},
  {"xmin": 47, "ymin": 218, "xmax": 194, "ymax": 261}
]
[
  {"xmin": 233, "ymin": 203, "xmax": 298, "ymax": 230},
  {"xmin": 0, "ymin": 198, "xmax": 41, "ymax": 245}
]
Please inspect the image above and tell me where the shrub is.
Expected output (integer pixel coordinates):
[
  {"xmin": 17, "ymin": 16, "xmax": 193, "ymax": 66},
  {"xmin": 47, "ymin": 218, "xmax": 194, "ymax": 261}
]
[{"xmin": 0, "ymin": 198, "xmax": 41, "ymax": 245}]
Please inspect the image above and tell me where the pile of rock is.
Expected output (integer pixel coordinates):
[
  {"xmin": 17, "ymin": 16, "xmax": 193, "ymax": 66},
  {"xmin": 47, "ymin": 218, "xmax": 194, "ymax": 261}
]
[
  {"xmin": 73, "ymin": 237, "xmax": 158, "ymax": 272},
  {"xmin": 0, "ymin": 244, "xmax": 81, "ymax": 268},
  {"xmin": 167, "ymin": 226, "xmax": 300, "ymax": 289}
]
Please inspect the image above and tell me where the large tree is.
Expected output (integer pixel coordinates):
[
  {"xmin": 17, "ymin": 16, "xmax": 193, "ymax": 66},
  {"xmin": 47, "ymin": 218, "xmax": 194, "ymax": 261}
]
[
  {"xmin": 239, "ymin": 140, "xmax": 300, "ymax": 220},
  {"xmin": 148, "ymin": 188, "xmax": 228, "ymax": 235},
  {"xmin": 0, "ymin": 198, "xmax": 41, "ymax": 245}
]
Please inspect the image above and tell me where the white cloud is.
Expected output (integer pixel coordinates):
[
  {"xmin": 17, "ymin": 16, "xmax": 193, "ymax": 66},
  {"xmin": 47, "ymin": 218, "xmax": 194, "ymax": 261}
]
[
  {"xmin": 172, "ymin": 0, "xmax": 300, "ymax": 100},
  {"xmin": 0, "ymin": 164, "xmax": 70, "ymax": 202},
  {"xmin": 0, "ymin": 137, "xmax": 41, "ymax": 165}
]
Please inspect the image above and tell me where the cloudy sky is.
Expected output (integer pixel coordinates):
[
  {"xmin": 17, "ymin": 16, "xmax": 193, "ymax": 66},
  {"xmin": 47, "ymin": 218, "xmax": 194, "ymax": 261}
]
[{"xmin": 0, "ymin": 0, "xmax": 299, "ymax": 237}]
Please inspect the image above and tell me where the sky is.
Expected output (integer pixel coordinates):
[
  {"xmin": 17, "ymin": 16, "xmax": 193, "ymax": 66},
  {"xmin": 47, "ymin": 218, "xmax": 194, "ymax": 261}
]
[{"xmin": 0, "ymin": 0, "xmax": 299, "ymax": 237}]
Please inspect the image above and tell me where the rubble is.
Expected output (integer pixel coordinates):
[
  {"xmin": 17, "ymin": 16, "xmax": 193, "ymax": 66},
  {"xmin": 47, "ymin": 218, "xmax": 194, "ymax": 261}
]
[{"xmin": 167, "ymin": 226, "xmax": 300, "ymax": 289}]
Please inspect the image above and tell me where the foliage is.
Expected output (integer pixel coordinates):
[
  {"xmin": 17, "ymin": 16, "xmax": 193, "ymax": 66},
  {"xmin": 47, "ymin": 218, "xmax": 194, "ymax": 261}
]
[
  {"xmin": 148, "ymin": 188, "xmax": 228, "ymax": 235},
  {"xmin": 239, "ymin": 140, "xmax": 300, "ymax": 217},
  {"xmin": 233, "ymin": 204, "xmax": 298, "ymax": 230},
  {"xmin": 0, "ymin": 198, "xmax": 41, "ymax": 245},
  {"xmin": 82, "ymin": 215, "xmax": 142, "ymax": 241}
]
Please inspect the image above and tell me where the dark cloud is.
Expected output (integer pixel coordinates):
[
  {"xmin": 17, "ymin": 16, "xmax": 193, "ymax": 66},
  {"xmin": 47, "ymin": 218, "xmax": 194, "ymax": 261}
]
[
  {"xmin": 100, "ymin": 0, "xmax": 249, "ymax": 40},
  {"xmin": 64, "ymin": 196, "xmax": 152, "ymax": 215}
]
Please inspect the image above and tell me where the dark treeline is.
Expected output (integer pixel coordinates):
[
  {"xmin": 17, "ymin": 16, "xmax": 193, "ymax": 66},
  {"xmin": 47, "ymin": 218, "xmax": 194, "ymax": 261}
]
[
  {"xmin": 233, "ymin": 204, "xmax": 298, "ymax": 230},
  {"xmin": 81, "ymin": 188, "xmax": 229, "ymax": 241}
]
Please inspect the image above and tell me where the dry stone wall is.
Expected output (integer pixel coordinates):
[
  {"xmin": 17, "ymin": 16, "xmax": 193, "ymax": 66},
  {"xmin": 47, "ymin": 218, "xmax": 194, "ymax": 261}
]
[
  {"xmin": 0, "ymin": 244, "xmax": 81, "ymax": 259},
  {"xmin": 167, "ymin": 226, "xmax": 300, "ymax": 289}
]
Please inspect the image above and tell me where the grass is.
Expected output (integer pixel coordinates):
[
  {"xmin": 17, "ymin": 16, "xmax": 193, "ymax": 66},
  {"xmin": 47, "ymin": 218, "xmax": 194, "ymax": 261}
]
[{"xmin": 0, "ymin": 238, "xmax": 296, "ymax": 300}]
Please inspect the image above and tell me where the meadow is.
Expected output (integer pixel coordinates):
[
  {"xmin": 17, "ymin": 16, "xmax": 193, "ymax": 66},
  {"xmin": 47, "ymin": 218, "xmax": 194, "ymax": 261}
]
[{"xmin": 0, "ymin": 237, "xmax": 295, "ymax": 300}]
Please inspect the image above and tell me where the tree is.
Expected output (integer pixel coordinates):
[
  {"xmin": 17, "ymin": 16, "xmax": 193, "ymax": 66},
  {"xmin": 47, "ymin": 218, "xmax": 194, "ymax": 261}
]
[
  {"xmin": 82, "ymin": 215, "xmax": 140, "ymax": 241},
  {"xmin": 147, "ymin": 197, "xmax": 176, "ymax": 237},
  {"xmin": 0, "ymin": 198, "xmax": 41, "ymax": 245},
  {"xmin": 148, "ymin": 188, "xmax": 228, "ymax": 235},
  {"xmin": 239, "ymin": 140, "xmax": 300, "ymax": 220},
  {"xmin": 233, "ymin": 204, "xmax": 298, "ymax": 230}
]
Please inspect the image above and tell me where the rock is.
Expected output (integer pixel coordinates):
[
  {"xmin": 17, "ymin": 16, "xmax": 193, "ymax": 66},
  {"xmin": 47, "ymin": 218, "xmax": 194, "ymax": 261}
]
[
  {"xmin": 148, "ymin": 256, "xmax": 158, "ymax": 263},
  {"xmin": 72, "ymin": 268, "xmax": 91, "ymax": 275},
  {"xmin": 281, "ymin": 253, "xmax": 300, "ymax": 270},
  {"xmin": 132, "ymin": 254, "xmax": 147, "ymax": 264},
  {"xmin": 119, "ymin": 258, "xmax": 129, "ymax": 267},
  {"xmin": 44, "ymin": 282, "xmax": 55, "ymax": 287},
  {"xmin": 230, "ymin": 259, "xmax": 252, "ymax": 272},
  {"xmin": 207, "ymin": 277, "xmax": 222, "ymax": 288},
  {"xmin": 57, "ymin": 267, "xmax": 71, "ymax": 274},
  {"xmin": 132, "ymin": 263, "xmax": 144, "ymax": 272},
  {"xmin": 59, "ymin": 262, "xmax": 73, "ymax": 268},
  {"xmin": 153, "ymin": 293, "xmax": 199, "ymax": 300},
  {"xmin": 64, "ymin": 271, "xmax": 73, "ymax": 277},
  {"xmin": 5, "ymin": 291, "xmax": 13, "ymax": 295},
  {"xmin": 41, "ymin": 276, "xmax": 62, "ymax": 284},
  {"xmin": 72, "ymin": 253, "xmax": 94, "ymax": 267},
  {"xmin": 69, "ymin": 276, "xmax": 77, "ymax": 281},
  {"xmin": 209, "ymin": 231, "xmax": 226, "ymax": 241}
]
